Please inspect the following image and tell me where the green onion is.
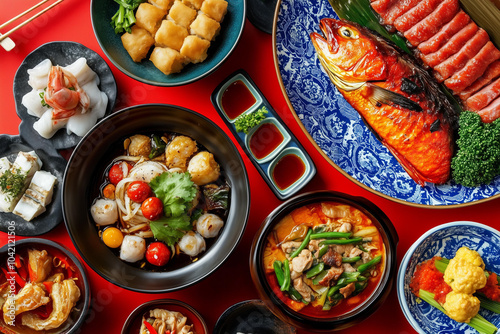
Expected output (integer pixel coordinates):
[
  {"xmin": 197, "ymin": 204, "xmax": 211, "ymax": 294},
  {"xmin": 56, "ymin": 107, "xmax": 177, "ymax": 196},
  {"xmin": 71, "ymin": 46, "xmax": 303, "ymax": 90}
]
[
  {"xmin": 434, "ymin": 258, "xmax": 449, "ymax": 273},
  {"xmin": 477, "ymin": 294, "xmax": 500, "ymax": 314}
]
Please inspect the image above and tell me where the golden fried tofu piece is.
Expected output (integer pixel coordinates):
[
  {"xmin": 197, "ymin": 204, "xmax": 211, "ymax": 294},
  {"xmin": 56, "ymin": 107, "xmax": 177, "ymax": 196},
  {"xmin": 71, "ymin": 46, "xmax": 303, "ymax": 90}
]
[
  {"xmin": 121, "ymin": 25, "xmax": 155, "ymax": 62},
  {"xmin": 150, "ymin": 47, "xmax": 186, "ymax": 75},
  {"xmin": 182, "ymin": 0, "xmax": 204, "ymax": 10},
  {"xmin": 148, "ymin": 0, "xmax": 175, "ymax": 11},
  {"xmin": 135, "ymin": 3, "xmax": 166, "ymax": 35},
  {"xmin": 200, "ymin": 0, "xmax": 228, "ymax": 22},
  {"xmin": 167, "ymin": 1, "xmax": 197, "ymax": 28},
  {"xmin": 180, "ymin": 35, "xmax": 210, "ymax": 63},
  {"xmin": 155, "ymin": 20, "xmax": 189, "ymax": 51},
  {"xmin": 190, "ymin": 12, "xmax": 220, "ymax": 41}
]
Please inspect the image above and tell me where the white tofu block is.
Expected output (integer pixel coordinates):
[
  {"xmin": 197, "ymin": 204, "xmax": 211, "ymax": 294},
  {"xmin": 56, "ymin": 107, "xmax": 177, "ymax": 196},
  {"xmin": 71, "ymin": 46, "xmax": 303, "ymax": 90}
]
[
  {"xmin": 13, "ymin": 194, "xmax": 46, "ymax": 221},
  {"xmin": 0, "ymin": 157, "xmax": 11, "ymax": 177},
  {"xmin": 28, "ymin": 170, "xmax": 57, "ymax": 206},
  {"xmin": 12, "ymin": 151, "xmax": 42, "ymax": 178}
]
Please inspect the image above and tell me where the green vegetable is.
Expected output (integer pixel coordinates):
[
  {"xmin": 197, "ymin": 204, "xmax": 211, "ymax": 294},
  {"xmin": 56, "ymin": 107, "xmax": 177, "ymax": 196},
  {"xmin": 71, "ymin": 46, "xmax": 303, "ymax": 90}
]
[
  {"xmin": 0, "ymin": 169, "xmax": 26, "ymax": 199},
  {"xmin": 357, "ymin": 255, "xmax": 381, "ymax": 273},
  {"xmin": 306, "ymin": 262, "xmax": 325, "ymax": 278},
  {"xmin": 234, "ymin": 106, "xmax": 268, "ymax": 134},
  {"xmin": 281, "ymin": 259, "xmax": 291, "ymax": 291},
  {"xmin": 477, "ymin": 294, "xmax": 500, "ymax": 315},
  {"xmin": 451, "ymin": 111, "xmax": 500, "ymax": 187},
  {"xmin": 203, "ymin": 185, "xmax": 230, "ymax": 211},
  {"xmin": 342, "ymin": 256, "xmax": 361, "ymax": 263},
  {"xmin": 317, "ymin": 244, "xmax": 329, "ymax": 258},
  {"xmin": 310, "ymin": 231, "xmax": 352, "ymax": 239},
  {"xmin": 149, "ymin": 215, "xmax": 192, "ymax": 246},
  {"xmin": 39, "ymin": 89, "xmax": 49, "ymax": 107},
  {"xmin": 110, "ymin": 0, "xmax": 145, "ymax": 34},
  {"xmin": 273, "ymin": 260, "xmax": 285, "ymax": 286},
  {"xmin": 320, "ymin": 237, "xmax": 363, "ymax": 246},
  {"xmin": 312, "ymin": 270, "xmax": 329, "ymax": 286},
  {"xmin": 290, "ymin": 229, "xmax": 312, "ymax": 259},
  {"xmin": 149, "ymin": 135, "xmax": 166, "ymax": 159},
  {"xmin": 434, "ymin": 258, "xmax": 450, "ymax": 273}
]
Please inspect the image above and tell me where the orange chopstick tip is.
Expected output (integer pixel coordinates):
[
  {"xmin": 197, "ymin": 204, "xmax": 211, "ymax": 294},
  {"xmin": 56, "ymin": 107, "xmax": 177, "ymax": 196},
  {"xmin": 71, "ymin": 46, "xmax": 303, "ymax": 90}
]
[{"xmin": 0, "ymin": 34, "xmax": 15, "ymax": 51}]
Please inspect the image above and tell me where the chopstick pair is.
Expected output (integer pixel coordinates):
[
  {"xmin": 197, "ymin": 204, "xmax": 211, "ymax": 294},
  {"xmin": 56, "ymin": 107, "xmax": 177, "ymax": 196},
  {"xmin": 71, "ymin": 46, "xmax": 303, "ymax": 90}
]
[{"xmin": 0, "ymin": 0, "xmax": 64, "ymax": 50}]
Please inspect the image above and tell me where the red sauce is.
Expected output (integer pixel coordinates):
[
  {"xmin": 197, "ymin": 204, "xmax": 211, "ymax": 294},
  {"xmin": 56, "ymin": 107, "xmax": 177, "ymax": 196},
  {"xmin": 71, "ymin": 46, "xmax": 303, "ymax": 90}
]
[
  {"xmin": 410, "ymin": 257, "xmax": 451, "ymax": 304},
  {"xmin": 221, "ymin": 80, "xmax": 256, "ymax": 120},
  {"xmin": 249, "ymin": 122, "xmax": 284, "ymax": 159},
  {"xmin": 478, "ymin": 272, "xmax": 500, "ymax": 302},
  {"xmin": 272, "ymin": 154, "xmax": 305, "ymax": 190}
]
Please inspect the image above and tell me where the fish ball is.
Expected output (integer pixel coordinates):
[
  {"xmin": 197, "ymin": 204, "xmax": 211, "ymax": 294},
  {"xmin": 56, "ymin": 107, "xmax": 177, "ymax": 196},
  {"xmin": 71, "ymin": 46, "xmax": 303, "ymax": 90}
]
[
  {"xmin": 178, "ymin": 231, "xmax": 206, "ymax": 257},
  {"xmin": 127, "ymin": 134, "xmax": 151, "ymax": 157},
  {"xmin": 90, "ymin": 198, "xmax": 118, "ymax": 226},
  {"xmin": 187, "ymin": 151, "xmax": 220, "ymax": 185},
  {"xmin": 195, "ymin": 213, "xmax": 224, "ymax": 238},
  {"xmin": 119, "ymin": 235, "xmax": 146, "ymax": 263}
]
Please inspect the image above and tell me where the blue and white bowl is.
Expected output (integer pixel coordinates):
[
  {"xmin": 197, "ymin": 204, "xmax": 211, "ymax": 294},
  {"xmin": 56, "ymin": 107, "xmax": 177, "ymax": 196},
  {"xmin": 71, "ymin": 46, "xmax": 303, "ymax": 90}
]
[{"xmin": 397, "ymin": 221, "xmax": 500, "ymax": 334}]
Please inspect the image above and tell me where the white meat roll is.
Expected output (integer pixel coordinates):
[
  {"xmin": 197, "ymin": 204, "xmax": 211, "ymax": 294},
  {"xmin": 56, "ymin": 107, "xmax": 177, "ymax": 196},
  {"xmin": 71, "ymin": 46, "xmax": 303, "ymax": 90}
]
[
  {"xmin": 178, "ymin": 231, "xmax": 206, "ymax": 256},
  {"xmin": 27, "ymin": 59, "xmax": 52, "ymax": 90},
  {"xmin": 66, "ymin": 107, "xmax": 99, "ymax": 137},
  {"xmin": 63, "ymin": 58, "xmax": 98, "ymax": 86},
  {"xmin": 120, "ymin": 235, "xmax": 146, "ymax": 263},
  {"xmin": 195, "ymin": 213, "xmax": 224, "ymax": 238},
  {"xmin": 187, "ymin": 151, "xmax": 220, "ymax": 185},
  {"xmin": 22, "ymin": 90, "xmax": 50, "ymax": 118},
  {"xmin": 90, "ymin": 198, "xmax": 118, "ymax": 226},
  {"xmin": 33, "ymin": 110, "xmax": 68, "ymax": 139},
  {"xmin": 128, "ymin": 161, "xmax": 168, "ymax": 183}
]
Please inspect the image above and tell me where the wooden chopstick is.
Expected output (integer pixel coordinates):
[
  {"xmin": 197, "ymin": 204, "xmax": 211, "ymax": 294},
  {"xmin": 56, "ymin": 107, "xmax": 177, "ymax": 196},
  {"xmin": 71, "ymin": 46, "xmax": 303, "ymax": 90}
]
[{"xmin": 0, "ymin": 0, "xmax": 64, "ymax": 43}]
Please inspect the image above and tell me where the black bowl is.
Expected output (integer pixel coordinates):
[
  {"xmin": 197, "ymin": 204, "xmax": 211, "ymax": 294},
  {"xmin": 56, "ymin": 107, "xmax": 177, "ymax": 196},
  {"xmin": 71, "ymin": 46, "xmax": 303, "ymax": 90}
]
[
  {"xmin": 63, "ymin": 104, "xmax": 250, "ymax": 292},
  {"xmin": 249, "ymin": 190, "xmax": 398, "ymax": 332},
  {"xmin": 0, "ymin": 238, "xmax": 91, "ymax": 333}
]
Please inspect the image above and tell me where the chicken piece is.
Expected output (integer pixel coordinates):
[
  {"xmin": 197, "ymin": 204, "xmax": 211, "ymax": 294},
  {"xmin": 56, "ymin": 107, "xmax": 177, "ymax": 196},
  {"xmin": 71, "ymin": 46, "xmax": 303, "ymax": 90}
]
[
  {"xmin": 362, "ymin": 251, "xmax": 372, "ymax": 263},
  {"xmin": 339, "ymin": 283, "xmax": 356, "ymax": 298},
  {"xmin": 318, "ymin": 266, "xmax": 344, "ymax": 286},
  {"xmin": 127, "ymin": 134, "xmax": 151, "ymax": 157},
  {"xmin": 28, "ymin": 249, "xmax": 52, "ymax": 283},
  {"xmin": 322, "ymin": 248, "xmax": 343, "ymax": 267},
  {"xmin": 350, "ymin": 247, "xmax": 363, "ymax": 258},
  {"xmin": 165, "ymin": 135, "xmax": 198, "ymax": 171},
  {"xmin": 308, "ymin": 239, "xmax": 322, "ymax": 257},
  {"xmin": 334, "ymin": 244, "xmax": 354, "ymax": 257},
  {"xmin": 337, "ymin": 222, "xmax": 352, "ymax": 233},
  {"xmin": 342, "ymin": 263, "xmax": 357, "ymax": 273},
  {"xmin": 2, "ymin": 283, "xmax": 50, "ymax": 323},
  {"xmin": 293, "ymin": 276, "xmax": 313, "ymax": 302},
  {"xmin": 290, "ymin": 249, "xmax": 313, "ymax": 273},
  {"xmin": 321, "ymin": 203, "xmax": 350, "ymax": 219},
  {"xmin": 22, "ymin": 279, "xmax": 80, "ymax": 331},
  {"xmin": 280, "ymin": 241, "xmax": 302, "ymax": 256},
  {"xmin": 187, "ymin": 151, "xmax": 220, "ymax": 186}
]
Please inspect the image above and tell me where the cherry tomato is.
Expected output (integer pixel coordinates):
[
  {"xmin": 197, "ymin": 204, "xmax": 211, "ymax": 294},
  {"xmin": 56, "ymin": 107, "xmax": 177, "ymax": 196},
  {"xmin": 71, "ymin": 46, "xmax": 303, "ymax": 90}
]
[
  {"xmin": 146, "ymin": 242, "xmax": 171, "ymax": 266},
  {"xmin": 127, "ymin": 181, "xmax": 152, "ymax": 203},
  {"xmin": 108, "ymin": 162, "xmax": 131, "ymax": 185},
  {"xmin": 141, "ymin": 197, "xmax": 163, "ymax": 220}
]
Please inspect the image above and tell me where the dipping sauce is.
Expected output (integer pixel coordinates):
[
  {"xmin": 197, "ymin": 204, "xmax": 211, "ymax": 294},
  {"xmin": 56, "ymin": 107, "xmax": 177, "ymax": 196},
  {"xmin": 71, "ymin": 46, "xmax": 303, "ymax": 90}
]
[
  {"xmin": 272, "ymin": 154, "xmax": 305, "ymax": 190},
  {"xmin": 221, "ymin": 80, "xmax": 256, "ymax": 120},
  {"xmin": 249, "ymin": 122, "xmax": 284, "ymax": 159}
]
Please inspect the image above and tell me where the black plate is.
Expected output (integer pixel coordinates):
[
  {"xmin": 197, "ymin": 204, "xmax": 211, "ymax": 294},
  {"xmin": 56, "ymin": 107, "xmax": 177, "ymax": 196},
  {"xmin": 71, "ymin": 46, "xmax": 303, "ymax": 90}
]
[
  {"xmin": 14, "ymin": 41, "xmax": 117, "ymax": 150},
  {"xmin": 247, "ymin": 0, "xmax": 278, "ymax": 34},
  {"xmin": 0, "ymin": 135, "xmax": 67, "ymax": 236}
]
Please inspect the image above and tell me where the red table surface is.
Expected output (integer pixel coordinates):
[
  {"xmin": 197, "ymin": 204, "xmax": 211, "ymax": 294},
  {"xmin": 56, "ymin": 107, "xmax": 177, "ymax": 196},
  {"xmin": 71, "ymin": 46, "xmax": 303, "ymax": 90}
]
[{"xmin": 0, "ymin": 1, "xmax": 499, "ymax": 333}]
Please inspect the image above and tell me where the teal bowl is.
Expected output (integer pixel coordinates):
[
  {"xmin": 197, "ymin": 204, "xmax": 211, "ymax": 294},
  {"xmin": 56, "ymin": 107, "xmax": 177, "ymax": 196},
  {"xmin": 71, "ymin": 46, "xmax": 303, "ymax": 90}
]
[{"xmin": 90, "ymin": 0, "xmax": 246, "ymax": 86}]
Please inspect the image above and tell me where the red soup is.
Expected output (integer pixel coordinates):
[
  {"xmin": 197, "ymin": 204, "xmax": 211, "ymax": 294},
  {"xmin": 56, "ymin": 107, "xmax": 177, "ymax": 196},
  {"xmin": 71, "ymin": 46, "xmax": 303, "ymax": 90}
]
[
  {"xmin": 221, "ymin": 80, "xmax": 256, "ymax": 120},
  {"xmin": 272, "ymin": 154, "xmax": 305, "ymax": 190},
  {"xmin": 249, "ymin": 122, "xmax": 284, "ymax": 159}
]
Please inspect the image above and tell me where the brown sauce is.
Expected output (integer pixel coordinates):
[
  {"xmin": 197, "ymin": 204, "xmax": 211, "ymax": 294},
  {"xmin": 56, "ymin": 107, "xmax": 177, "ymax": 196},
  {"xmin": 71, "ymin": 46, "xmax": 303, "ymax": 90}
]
[
  {"xmin": 272, "ymin": 154, "xmax": 305, "ymax": 190},
  {"xmin": 249, "ymin": 122, "xmax": 284, "ymax": 159},
  {"xmin": 221, "ymin": 80, "xmax": 256, "ymax": 120}
]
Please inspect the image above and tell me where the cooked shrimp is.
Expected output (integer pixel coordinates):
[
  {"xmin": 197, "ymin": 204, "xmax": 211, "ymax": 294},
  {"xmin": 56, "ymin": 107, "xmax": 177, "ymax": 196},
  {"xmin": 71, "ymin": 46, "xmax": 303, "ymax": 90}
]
[{"xmin": 44, "ymin": 66, "xmax": 90, "ymax": 120}]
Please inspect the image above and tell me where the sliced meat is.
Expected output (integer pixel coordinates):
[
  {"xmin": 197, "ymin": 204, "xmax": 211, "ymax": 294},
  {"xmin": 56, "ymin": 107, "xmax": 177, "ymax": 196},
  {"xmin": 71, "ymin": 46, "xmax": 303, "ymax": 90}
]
[
  {"xmin": 308, "ymin": 239, "xmax": 322, "ymax": 257},
  {"xmin": 421, "ymin": 22, "xmax": 478, "ymax": 68},
  {"xmin": 322, "ymin": 248, "xmax": 343, "ymax": 267},
  {"xmin": 280, "ymin": 241, "xmax": 302, "ymax": 255},
  {"xmin": 377, "ymin": 0, "xmax": 422, "ymax": 26},
  {"xmin": 350, "ymin": 247, "xmax": 364, "ymax": 258},
  {"xmin": 445, "ymin": 42, "xmax": 500, "ymax": 93},
  {"xmin": 459, "ymin": 60, "xmax": 500, "ymax": 100},
  {"xmin": 394, "ymin": 0, "xmax": 443, "ymax": 32},
  {"xmin": 290, "ymin": 249, "xmax": 313, "ymax": 273},
  {"xmin": 318, "ymin": 266, "xmax": 344, "ymax": 286},
  {"xmin": 476, "ymin": 96, "xmax": 500, "ymax": 123},
  {"xmin": 334, "ymin": 244, "xmax": 354, "ymax": 257},
  {"xmin": 293, "ymin": 277, "xmax": 313, "ymax": 302},
  {"xmin": 404, "ymin": 0, "xmax": 460, "ymax": 46},
  {"xmin": 466, "ymin": 76, "xmax": 500, "ymax": 111},
  {"xmin": 337, "ymin": 222, "xmax": 352, "ymax": 233},
  {"xmin": 434, "ymin": 29, "xmax": 489, "ymax": 82},
  {"xmin": 371, "ymin": 0, "xmax": 398, "ymax": 18},
  {"xmin": 342, "ymin": 263, "xmax": 357, "ymax": 273},
  {"xmin": 418, "ymin": 10, "xmax": 470, "ymax": 55},
  {"xmin": 339, "ymin": 283, "xmax": 356, "ymax": 299}
]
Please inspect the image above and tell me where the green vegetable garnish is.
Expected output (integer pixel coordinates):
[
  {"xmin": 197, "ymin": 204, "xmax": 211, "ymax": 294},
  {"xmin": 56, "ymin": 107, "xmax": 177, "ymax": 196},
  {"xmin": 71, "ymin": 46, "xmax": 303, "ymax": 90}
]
[
  {"xmin": 39, "ymin": 89, "xmax": 49, "ymax": 107},
  {"xmin": 0, "ymin": 169, "xmax": 26, "ymax": 199},
  {"xmin": 148, "ymin": 171, "xmax": 198, "ymax": 246},
  {"xmin": 149, "ymin": 135, "xmax": 166, "ymax": 159},
  {"xmin": 451, "ymin": 111, "xmax": 500, "ymax": 187},
  {"xmin": 234, "ymin": 106, "xmax": 268, "ymax": 134},
  {"xmin": 110, "ymin": 0, "xmax": 145, "ymax": 34}
]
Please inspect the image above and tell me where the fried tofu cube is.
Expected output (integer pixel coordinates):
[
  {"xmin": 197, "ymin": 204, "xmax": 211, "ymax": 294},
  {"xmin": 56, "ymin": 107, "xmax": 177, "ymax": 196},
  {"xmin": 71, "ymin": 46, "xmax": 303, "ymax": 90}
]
[
  {"xmin": 155, "ymin": 20, "xmax": 189, "ymax": 51},
  {"xmin": 190, "ymin": 12, "xmax": 220, "ymax": 41},
  {"xmin": 150, "ymin": 47, "xmax": 186, "ymax": 75},
  {"xmin": 182, "ymin": 0, "xmax": 204, "ymax": 10},
  {"xmin": 148, "ymin": 0, "xmax": 174, "ymax": 11},
  {"xmin": 200, "ymin": 0, "xmax": 228, "ymax": 22},
  {"xmin": 167, "ymin": 1, "xmax": 197, "ymax": 28},
  {"xmin": 135, "ymin": 3, "xmax": 166, "ymax": 35},
  {"xmin": 180, "ymin": 35, "xmax": 210, "ymax": 63},
  {"xmin": 121, "ymin": 25, "xmax": 155, "ymax": 62}
]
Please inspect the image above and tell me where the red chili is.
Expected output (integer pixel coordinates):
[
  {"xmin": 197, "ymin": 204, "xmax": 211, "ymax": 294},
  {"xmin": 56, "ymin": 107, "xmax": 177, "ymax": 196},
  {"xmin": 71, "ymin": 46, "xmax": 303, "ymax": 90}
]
[
  {"xmin": 143, "ymin": 320, "xmax": 158, "ymax": 334},
  {"xmin": 14, "ymin": 254, "xmax": 22, "ymax": 268},
  {"xmin": 54, "ymin": 256, "xmax": 76, "ymax": 279},
  {"xmin": 1, "ymin": 267, "xmax": 26, "ymax": 289},
  {"xmin": 43, "ymin": 281, "xmax": 54, "ymax": 293}
]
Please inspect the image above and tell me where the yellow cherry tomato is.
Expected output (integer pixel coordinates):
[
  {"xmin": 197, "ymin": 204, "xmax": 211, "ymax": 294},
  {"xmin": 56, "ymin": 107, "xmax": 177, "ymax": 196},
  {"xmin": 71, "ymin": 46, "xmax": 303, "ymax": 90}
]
[{"xmin": 102, "ymin": 227, "xmax": 124, "ymax": 248}]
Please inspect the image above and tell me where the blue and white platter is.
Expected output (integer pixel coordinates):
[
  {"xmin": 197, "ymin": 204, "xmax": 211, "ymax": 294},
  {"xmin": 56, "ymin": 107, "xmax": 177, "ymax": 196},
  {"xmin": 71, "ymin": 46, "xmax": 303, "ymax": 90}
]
[{"xmin": 273, "ymin": 0, "xmax": 500, "ymax": 207}]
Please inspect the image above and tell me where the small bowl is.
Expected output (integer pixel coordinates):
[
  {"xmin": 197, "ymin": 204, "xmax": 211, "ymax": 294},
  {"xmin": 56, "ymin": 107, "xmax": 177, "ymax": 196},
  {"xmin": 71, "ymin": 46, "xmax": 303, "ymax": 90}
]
[
  {"xmin": 0, "ymin": 238, "xmax": 91, "ymax": 333},
  {"xmin": 121, "ymin": 299, "xmax": 208, "ymax": 334},
  {"xmin": 245, "ymin": 117, "xmax": 291, "ymax": 163},
  {"xmin": 63, "ymin": 104, "xmax": 250, "ymax": 292},
  {"xmin": 397, "ymin": 221, "xmax": 500, "ymax": 334},
  {"xmin": 91, "ymin": 0, "xmax": 245, "ymax": 86},
  {"xmin": 250, "ymin": 191, "xmax": 398, "ymax": 332}
]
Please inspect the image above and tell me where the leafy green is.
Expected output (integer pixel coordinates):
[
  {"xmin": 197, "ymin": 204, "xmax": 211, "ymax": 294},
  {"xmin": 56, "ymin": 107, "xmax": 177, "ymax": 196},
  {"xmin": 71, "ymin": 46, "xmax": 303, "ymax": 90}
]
[
  {"xmin": 110, "ymin": 0, "xmax": 145, "ymax": 34},
  {"xmin": 0, "ymin": 169, "xmax": 26, "ymax": 199},
  {"xmin": 234, "ymin": 106, "xmax": 268, "ymax": 134},
  {"xmin": 203, "ymin": 185, "xmax": 229, "ymax": 211},
  {"xmin": 149, "ymin": 135, "xmax": 166, "ymax": 159},
  {"xmin": 148, "ymin": 172, "xmax": 197, "ymax": 245},
  {"xmin": 451, "ymin": 111, "xmax": 500, "ymax": 187}
]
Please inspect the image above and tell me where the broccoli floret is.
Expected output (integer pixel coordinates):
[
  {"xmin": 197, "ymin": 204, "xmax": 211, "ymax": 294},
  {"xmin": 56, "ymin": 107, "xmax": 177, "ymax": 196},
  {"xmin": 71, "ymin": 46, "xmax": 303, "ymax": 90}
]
[{"xmin": 451, "ymin": 111, "xmax": 500, "ymax": 187}]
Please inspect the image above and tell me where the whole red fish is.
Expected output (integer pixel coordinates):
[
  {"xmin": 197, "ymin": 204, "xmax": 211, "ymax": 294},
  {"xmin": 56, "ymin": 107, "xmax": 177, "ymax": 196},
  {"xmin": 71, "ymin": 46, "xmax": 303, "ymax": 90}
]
[{"xmin": 310, "ymin": 18, "xmax": 456, "ymax": 186}]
